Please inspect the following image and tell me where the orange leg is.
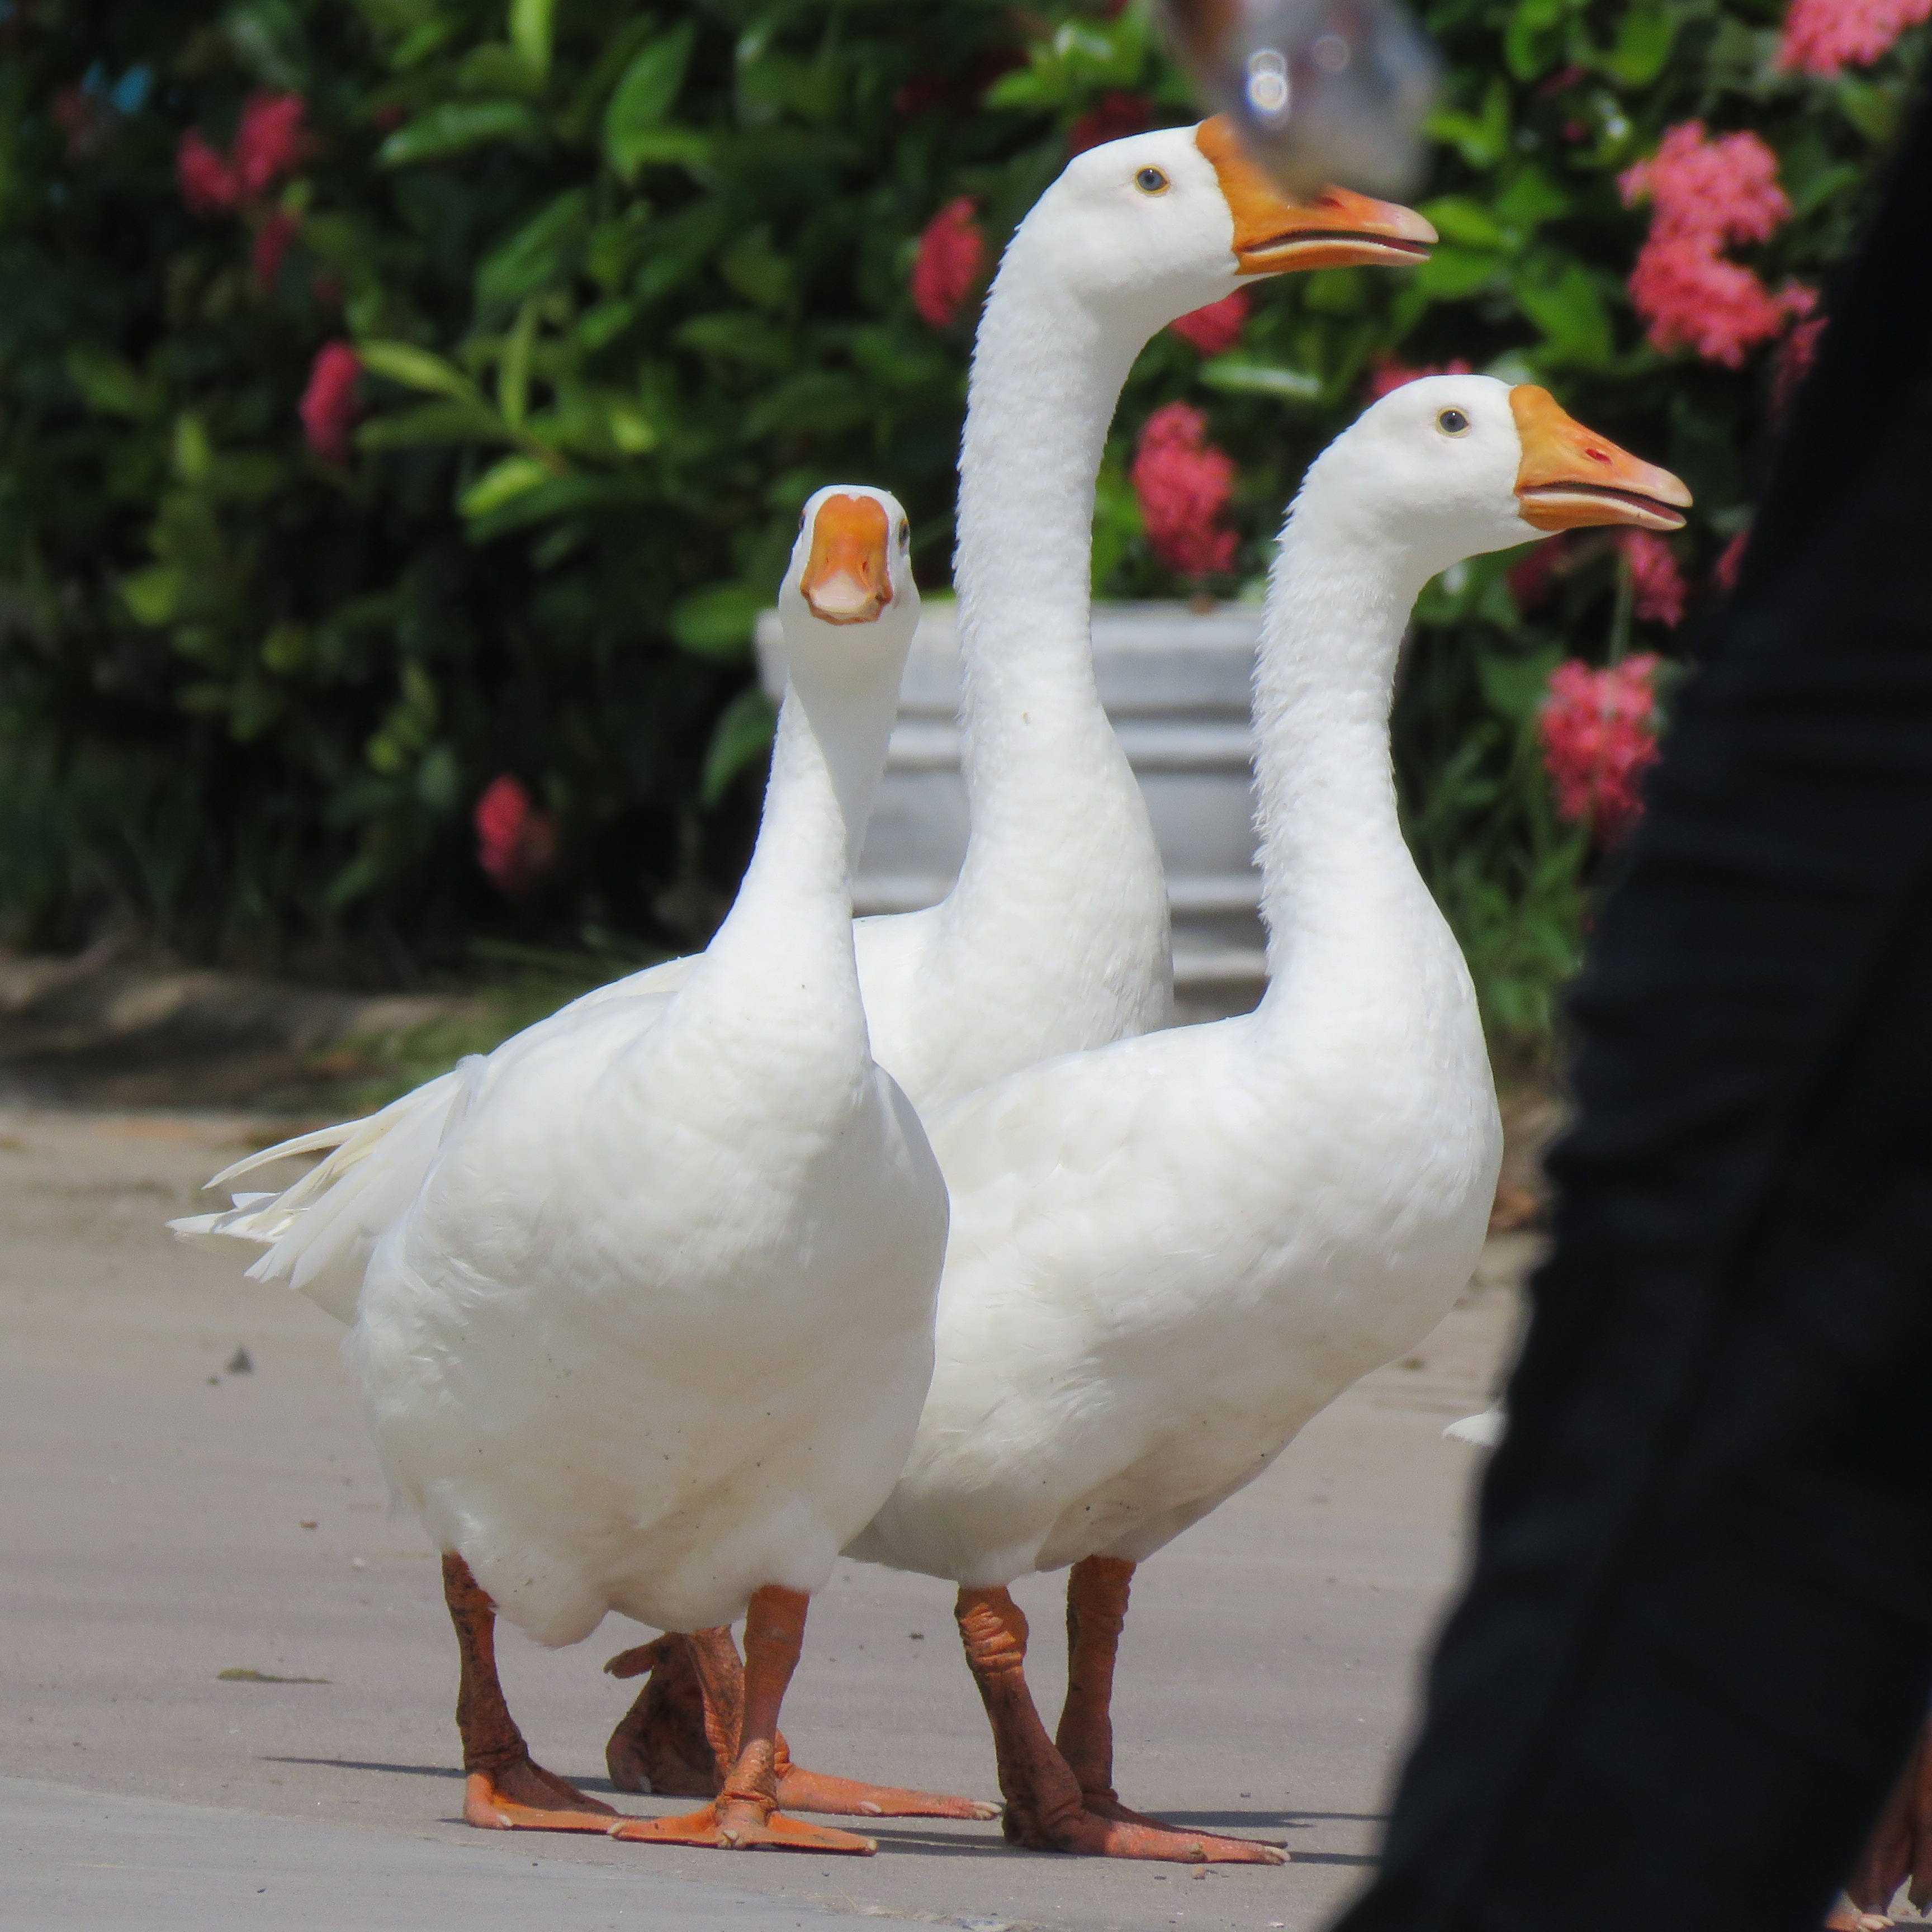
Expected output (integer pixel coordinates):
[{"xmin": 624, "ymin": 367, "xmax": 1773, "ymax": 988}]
[
  {"xmin": 607, "ymin": 1588, "xmax": 877, "ymax": 1853},
  {"xmin": 443, "ymin": 1553, "xmax": 619, "ymax": 1832},
  {"xmin": 606, "ymin": 1626, "xmax": 996, "ymax": 1820},
  {"xmin": 955, "ymin": 1582, "xmax": 1282, "ymax": 1864},
  {"xmin": 1831, "ymin": 1720, "xmax": 1932, "ymax": 1929},
  {"xmin": 605, "ymin": 1632, "xmax": 736, "ymax": 1798}
]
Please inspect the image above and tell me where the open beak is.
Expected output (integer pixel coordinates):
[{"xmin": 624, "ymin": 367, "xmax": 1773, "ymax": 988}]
[
  {"xmin": 801, "ymin": 493, "xmax": 893, "ymax": 624},
  {"xmin": 1510, "ymin": 386, "xmax": 1692, "ymax": 533},
  {"xmin": 1195, "ymin": 115, "xmax": 1436, "ymax": 273}
]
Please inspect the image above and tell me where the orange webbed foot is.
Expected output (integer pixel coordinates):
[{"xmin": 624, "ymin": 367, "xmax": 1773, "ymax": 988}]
[
  {"xmin": 1007, "ymin": 1797, "xmax": 1284, "ymax": 1864},
  {"xmin": 609, "ymin": 1797, "xmax": 877, "ymax": 1854},
  {"xmin": 463, "ymin": 1760, "xmax": 621, "ymax": 1832},
  {"xmin": 775, "ymin": 1763, "xmax": 999, "ymax": 1821}
]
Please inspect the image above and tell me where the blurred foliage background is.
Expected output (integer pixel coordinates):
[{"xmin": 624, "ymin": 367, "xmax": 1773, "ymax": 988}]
[{"xmin": 0, "ymin": 0, "xmax": 1915, "ymax": 1056}]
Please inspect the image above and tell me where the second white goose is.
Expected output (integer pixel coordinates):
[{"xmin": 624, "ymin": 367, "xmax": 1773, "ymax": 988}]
[{"xmin": 845, "ymin": 378, "xmax": 1693, "ymax": 1862}]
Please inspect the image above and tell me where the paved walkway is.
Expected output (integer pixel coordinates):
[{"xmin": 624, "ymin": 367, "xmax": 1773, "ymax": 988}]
[
  {"xmin": 0, "ymin": 1110, "xmax": 1531, "ymax": 1932},
  {"xmin": 0, "ymin": 1777, "xmax": 900, "ymax": 1931}
]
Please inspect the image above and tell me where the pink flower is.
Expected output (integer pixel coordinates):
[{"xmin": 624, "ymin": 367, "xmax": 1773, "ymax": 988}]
[
  {"xmin": 1169, "ymin": 290, "xmax": 1250, "ymax": 356},
  {"xmin": 177, "ymin": 127, "xmax": 239, "ymax": 215},
  {"xmin": 299, "ymin": 342, "xmax": 361, "ymax": 465},
  {"xmin": 1364, "ymin": 356, "xmax": 1473, "ymax": 401},
  {"xmin": 1131, "ymin": 401, "xmax": 1239, "ymax": 579},
  {"xmin": 1772, "ymin": 314, "xmax": 1826, "ymax": 416},
  {"xmin": 1620, "ymin": 124, "xmax": 1814, "ymax": 367},
  {"xmin": 1539, "ymin": 654, "xmax": 1664, "ymax": 845},
  {"xmin": 1779, "ymin": 0, "xmax": 1932, "ymax": 73},
  {"xmin": 1622, "ymin": 531, "xmax": 1686, "ymax": 627},
  {"xmin": 233, "ymin": 93, "xmax": 307, "ymax": 198},
  {"xmin": 253, "ymin": 210, "xmax": 300, "ymax": 293},
  {"xmin": 911, "ymin": 198, "xmax": 986, "ymax": 329},
  {"xmin": 475, "ymin": 776, "xmax": 561, "ymax": 896},
  {"xmin": 1068, "ymin": 91, "xmax": 1153, "ymax": 155},
  {"xmin": 1714, "ymin": 529, "xmax": 1750, "ymax": 593}
]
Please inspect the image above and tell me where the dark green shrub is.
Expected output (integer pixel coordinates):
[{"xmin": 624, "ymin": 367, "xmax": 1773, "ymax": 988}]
[{"xmin": 0, "ymin": 0, "xmax": 1916, "ymax": 1048}]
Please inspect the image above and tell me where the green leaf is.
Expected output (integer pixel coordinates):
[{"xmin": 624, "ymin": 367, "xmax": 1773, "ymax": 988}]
[
  {"xmin": 675, "ymin": 311, "xmax": 793, "ymax": 371},
  {"xmin": 1418, "ymin": 196, "xmax": 1507, "ymax": 250},
  {"xmin": 1494, "ymin": 166, "xmax": 1571, "ymax": 232},
  {"xmin": 459, "ymin": 453, "xmax": 554, "ymax": 519},
  {"xmin": 1199, "ymin": 357, "xmax": 1323, "ymax": 400},
  {"xmin": 378, "ymin": 98, "xmax": 544, "ymax": 165},
  {"xmin": 670, "ymin": 582, "xmax": 765, "ymax": 660},
  {"xmin": 358, "ymin": 340, "xmax": 481, "ymax": 403},
  {"xmin": 604, "ymin": 24, "xmax": 697, "ymax": 181},
  {"xmin": 719, "ymin": 228, "xmax": 794, "ymax": 314},
  {"xmin": 1518, "ymin": 263, "xmax": 1613, "ymax": 367},
  {"xmin": 1504, "ymin": 0, "xmax": 1568, "ymax": 80},
  {"xmin": 1427, "ymin": 78, "xmax": 1511, "ymax": 168},
  {"xmin": 509, "ymin": 0, "xmax": 556, "ymax": 79},
  {"xmin": 478, "ymin": 188, "xmax": 591, "ymax": 318},
  {"xmin": 122, "ymin": 566, "xmax": 184, "ymax": 627},
  {"xmin": 1414, "ymin": 245, "xmax": 1504, "ymax": 299},
  {"xmin": 700, "ymin": 686, "xmax": 778, "ymax": 806},
  {"xmin": 1479, "ymin": 643, "xmax": 1562, "ymax": 722},
  {"xmin": 358, "ymin": 401, "xmax": 508, "ymax": 449},
  {"xmin": 498, "ymin": 299, "xmax": 539, "ymax": 431},
  {"xmin": 1603, "ymin": 4, "xmax": 1676, "ymax": 85},
  {"xmin": 457, "ymin": 44, "xmax": 546, "ymax": 97},
  {"xmin": 65, "ymin": 345, "xmax": 149, "ymax": 417}
]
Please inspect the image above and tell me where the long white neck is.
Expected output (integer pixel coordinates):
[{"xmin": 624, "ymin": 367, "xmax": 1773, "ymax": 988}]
[
  {"xmin": 953, "ymin": 252, "xmax": 1143, "ymax": 780},
  {"xmin": 1250, "ymin": 497, "xmax": 1449, "ymax": 1020},
  {"xmin": 702, "ymin": 669, "xmax": 899, "ymax": 997},
  {"xmin": 914, "ymin": 230, "xmax": 1169, "ymax": 1064}
]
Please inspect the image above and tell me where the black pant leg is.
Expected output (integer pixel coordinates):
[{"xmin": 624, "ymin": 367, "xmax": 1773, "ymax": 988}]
[{"xmin": 1333, "ymin": 91, "xmax": 1932, "ymax": 1932}]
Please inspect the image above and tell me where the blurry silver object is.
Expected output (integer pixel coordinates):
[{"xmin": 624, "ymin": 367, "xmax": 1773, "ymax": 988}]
[{"xmin": 1157, "ymin": 0, "xmax": 1442, "ymax": 199}]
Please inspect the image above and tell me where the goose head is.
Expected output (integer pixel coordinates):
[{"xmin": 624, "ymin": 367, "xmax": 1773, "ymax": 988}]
[
  {"xmin": 1013, "ymin": 116, "xmax": 1436, "ymax": 334},
  {"xmin": 1306, "ymin": 373, "xmax": 1692, "ymax": 581},
  {"xmin": 774, "ymin": 485, "xmax": 922, "ymax": 695}
]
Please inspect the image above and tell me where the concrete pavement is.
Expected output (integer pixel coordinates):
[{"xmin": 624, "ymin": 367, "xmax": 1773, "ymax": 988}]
[{"xmin": 0, "ymin": 1109, "xmax": 1532, "ymax": 1932}]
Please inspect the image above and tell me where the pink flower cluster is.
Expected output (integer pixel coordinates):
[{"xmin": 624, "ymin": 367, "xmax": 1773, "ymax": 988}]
[
  {"xmin": 1168, "ymin": 290, "xmax": 1250, "ymax": 356},
  {"xmin": 911, "ymin": 198, "xmax": 987, "ymax": 329},
  {"xmin": 1364, "ymin": 357, "xmax": 1473, "ymax": 401},
  {"xmin": 1131, "ymin": 402, "xmax": 1238, "ymax": 579},
  {"xmin": 475, "ymin": 776, "xmax": 561, "ymax": 896},
  {"xmin": 1621, "ymin": 531, "xmax": 1686, "ymax": 627},
  {"xmin": 176, "ymin": 93, "xmax": 307, "ymax": 216},
  {"xmin": 300, "ymin": 342, "xmax": 361, "ymax": 466},
  {"xmin": 1539, "ymin": 654, "xmax": 1663, "ymax": 845},
  {"xmin": 1779, "ymin": 0, "xmax": 1931, "ymax": 74},
  {"xmin": 1620, "ymin": 123, "xmax": 1815, "ymax": 367}
]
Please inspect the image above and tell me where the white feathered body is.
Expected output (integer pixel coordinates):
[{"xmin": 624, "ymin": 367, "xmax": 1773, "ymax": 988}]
[
  {"xmin": 850, "ymin": 882, "xmax": 1497, "ymax": 1588},
  {"xmin": 349, "ymin": 944, "xmax": 944, "ymax": 1645},
  {"xmin": 853, "ymin": 409, "xmax": 1522, "ymax": 1592}
]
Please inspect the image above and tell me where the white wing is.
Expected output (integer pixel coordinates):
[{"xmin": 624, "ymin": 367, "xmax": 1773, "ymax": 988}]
[{"xmin": 168, "ymin": 951, "xmax": 700, "ymax": 1323}]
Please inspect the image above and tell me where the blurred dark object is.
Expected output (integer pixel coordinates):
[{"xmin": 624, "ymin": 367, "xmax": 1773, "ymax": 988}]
[
  {"xmin": 1329, "ymin": 85, "xmax": 1932, "ymax": 1932},
  {"xmin": 1154, "ymin": 0, "xmax": 1439, "ymax": 196}
]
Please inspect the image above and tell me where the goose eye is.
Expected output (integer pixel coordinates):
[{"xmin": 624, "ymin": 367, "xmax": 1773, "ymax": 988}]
[
  {"xmin": 1134, "ymin": 167, "xmax": 1169, "ymax": 196},
  {"xmin": 1436, "ymin": 408, "xmax": 1471, "ymax": 437},
  {"xmin": 897, "ymin": 518, "xmax": 910, "ymax": 550}
]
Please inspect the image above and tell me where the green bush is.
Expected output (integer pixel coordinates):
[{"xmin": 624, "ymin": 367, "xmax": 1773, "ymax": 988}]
[{"xmin": 0, "ymin": 0, "xmax": 1915, "ymax": 1044}]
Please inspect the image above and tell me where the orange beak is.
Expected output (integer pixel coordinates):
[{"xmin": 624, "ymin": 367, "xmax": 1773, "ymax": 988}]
[
  {"xmin": 1195, "ymin": 116, "xmax": 1436, "ymax": 273},
  {"xmin": 801, "ymin": 493, "xmax": 893, "ymax": 624},
  {"xmin": 1510, "ymin": 386, "xmax": 1692, "ymax": 533}
]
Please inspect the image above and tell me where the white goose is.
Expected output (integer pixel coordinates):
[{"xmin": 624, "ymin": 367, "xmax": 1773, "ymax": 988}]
[
  {"xmin": 179, "ymin": 487, "xmax": 948, "ymax": 1854},
  {"xmin": 842, "ymin": 378, "xmax": 1692, "ymax": 1863}
]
